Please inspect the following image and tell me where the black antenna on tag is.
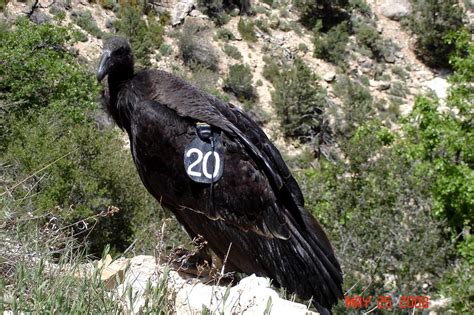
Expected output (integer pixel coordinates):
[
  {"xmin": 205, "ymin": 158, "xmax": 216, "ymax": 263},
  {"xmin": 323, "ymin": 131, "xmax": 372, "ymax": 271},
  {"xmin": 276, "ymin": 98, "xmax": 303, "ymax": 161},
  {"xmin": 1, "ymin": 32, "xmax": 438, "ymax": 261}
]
[{"xmin": 196, "ymin": 122, "xmax": 216, "ymax": 217}]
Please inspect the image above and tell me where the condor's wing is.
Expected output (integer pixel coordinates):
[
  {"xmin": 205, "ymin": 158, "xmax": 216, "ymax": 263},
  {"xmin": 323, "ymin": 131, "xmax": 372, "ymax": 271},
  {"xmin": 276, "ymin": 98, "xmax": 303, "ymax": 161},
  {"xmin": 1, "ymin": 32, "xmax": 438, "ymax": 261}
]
[{"xmin": 132, "ymin": 70, "xmax": 343, "ymax": 307}]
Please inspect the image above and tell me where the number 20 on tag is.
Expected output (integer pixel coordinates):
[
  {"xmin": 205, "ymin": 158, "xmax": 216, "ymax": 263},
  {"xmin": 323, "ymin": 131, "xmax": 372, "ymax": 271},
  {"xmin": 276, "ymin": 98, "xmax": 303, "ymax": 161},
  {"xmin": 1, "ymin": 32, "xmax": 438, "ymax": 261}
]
[{"xmin": 184, "ymin": 136, "xmax": 224, "ymax": 184}]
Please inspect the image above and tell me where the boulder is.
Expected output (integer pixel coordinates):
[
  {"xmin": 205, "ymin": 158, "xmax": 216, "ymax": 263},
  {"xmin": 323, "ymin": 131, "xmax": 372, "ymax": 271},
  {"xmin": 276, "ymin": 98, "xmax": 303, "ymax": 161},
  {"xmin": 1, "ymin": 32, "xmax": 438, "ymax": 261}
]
[
  {"xmin": 380, "ymin": 0, "xmax": 411, "ymax": 21},
  {"xmin": 423, "ymin": 77, "xmax": 450, "ymax": 100},
  {"xmin": 154, "ymin": 0, "xmax": 197, "ymax": 25},
  {"xmin": 107, "ymin": 255, "xmax": 318, "ymax": 315}
]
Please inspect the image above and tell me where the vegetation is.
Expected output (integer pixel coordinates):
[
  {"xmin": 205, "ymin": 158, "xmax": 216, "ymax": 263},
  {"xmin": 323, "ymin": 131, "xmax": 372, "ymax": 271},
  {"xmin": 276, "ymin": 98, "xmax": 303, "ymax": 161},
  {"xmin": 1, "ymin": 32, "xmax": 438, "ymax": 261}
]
[
  {"xmin": 114, "ymin": 4, "xmax": 165, "ymax": 68},
  {"xmin": 0, "ymin": 19, "xmax": 179, "ymax": 258},
  {"xmin": 71, "ymin": 10, "xmax": 105, "ymax": 39},
  {"xmin": 223, "ymin": 43, "xmax": 242, "ymax": 60},
  {"xmin": 313, "ymin": 21, "xmax": 349, "ymax": 66},
  {"xmin": 237, "ymin": 18, "xmax": 257, "ymax": 42},
  {"xmin": 293, "ymin": 0, "xmax": 350, "ymax": 29},
  {"xmin": 296, "ymin": 29, "xmax": 474, "ymax": 313},
  {"xmin": 405, "ymin": 0, "xmax": 465, "ymax": 68},
  {"xmin": 177, "ymin": 22, "xmax": 219, "ymax": 71},
  {"xmin": 271, "ymin": 58, "xmax": 328, "ymax": 146},
  {"xmin": 224, "ymin": 64, "xmax": 256, "ymax": 101}
]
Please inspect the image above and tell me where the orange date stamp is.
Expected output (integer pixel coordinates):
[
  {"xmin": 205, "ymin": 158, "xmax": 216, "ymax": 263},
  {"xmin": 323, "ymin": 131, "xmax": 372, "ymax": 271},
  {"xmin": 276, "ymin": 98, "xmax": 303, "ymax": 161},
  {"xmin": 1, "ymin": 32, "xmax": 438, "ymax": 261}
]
[{"xmin": 346, "ymin": 295, "xmax": 429, "ymax": 310}]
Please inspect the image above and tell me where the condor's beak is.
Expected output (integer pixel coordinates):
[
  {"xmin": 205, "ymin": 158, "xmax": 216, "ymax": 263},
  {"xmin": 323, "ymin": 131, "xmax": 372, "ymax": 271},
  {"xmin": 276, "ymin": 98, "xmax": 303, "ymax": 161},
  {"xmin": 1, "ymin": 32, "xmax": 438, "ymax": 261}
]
[{"xmin": 96, "ymin": 49, "xmax": 111, "ymax": 82}]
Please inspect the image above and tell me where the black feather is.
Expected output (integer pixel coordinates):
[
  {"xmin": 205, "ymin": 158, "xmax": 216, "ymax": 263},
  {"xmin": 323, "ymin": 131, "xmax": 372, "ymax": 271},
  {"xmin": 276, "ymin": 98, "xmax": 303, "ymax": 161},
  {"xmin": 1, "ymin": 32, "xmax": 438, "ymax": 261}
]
[{"xmin": 97, "ymin": 36, "xmax": 343, "ymax": 309}]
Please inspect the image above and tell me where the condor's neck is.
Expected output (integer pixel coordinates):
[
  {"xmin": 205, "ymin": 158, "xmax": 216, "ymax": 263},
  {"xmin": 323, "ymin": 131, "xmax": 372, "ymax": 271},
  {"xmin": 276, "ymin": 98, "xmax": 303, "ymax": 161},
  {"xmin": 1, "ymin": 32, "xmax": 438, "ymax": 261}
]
[{"xmin": 107, "ymin": 68, "xmax": 134, "ymax": 133}]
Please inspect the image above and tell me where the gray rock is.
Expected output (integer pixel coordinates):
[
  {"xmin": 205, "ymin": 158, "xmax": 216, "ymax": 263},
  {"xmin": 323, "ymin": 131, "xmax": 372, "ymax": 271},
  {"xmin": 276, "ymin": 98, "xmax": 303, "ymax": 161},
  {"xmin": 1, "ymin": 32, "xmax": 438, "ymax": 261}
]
[
  {"xmin": 112, "ymin": 255, "xmax": 319, "ymax": 315},
  {"xmin": 171, "ymin": 0, "xmax": 196, "ymax": 25},
  {"xmin": 381, "ymin": 0, "xmax": 411, "ymax": 21},
  {"xmin": 323, "ymin": 71, "xmax": 336, "ymax": 82},
  {"xmin": 30, "ymin": 11, "xmax": 50, "ymax": 25},
  {"xmin": 370, "ymin": 80, "xmax": 391, "ymax": 91}
]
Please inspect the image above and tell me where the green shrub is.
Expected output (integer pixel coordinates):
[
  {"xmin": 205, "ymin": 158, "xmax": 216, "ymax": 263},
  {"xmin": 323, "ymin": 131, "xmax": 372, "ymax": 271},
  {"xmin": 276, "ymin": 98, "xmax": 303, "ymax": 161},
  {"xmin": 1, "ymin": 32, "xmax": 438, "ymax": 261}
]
[
  {"xmin": 392, "ymin": 65, "xmax": 409, "ymax": 80},
  {"xmin": 224, "ymin": 64, "xmax": 256, "ymax": 101},
  {"xmin": 405, "ymin": 0, "xmax": 465, "ymax": 68},
  {"xmin": 293, "ymin": 0, "xmax": 350, "ymax": 29},
  {"xmin": 223, "ymin": 43, "xmax": 242, "ymax": 60},
  {"xmin": 271, "ymin": 58, "xmax": 327, "ymax": 143},
  {"xmin": 262, "ymin": 56, "xmax": 280, "ymax": 83},
  {"xmin": 354, "ymin": 20, "xmax": 389, "ymax": 60},
  {"xmin": 255, "ymin": 18, "xmax": 271, "ymax": 34},
  {"xmin": 177, "ymin": 22, "xmax": 219, "ymax": 71},
  {"xmin": 71, "ymin": 10, "xmax": 105, "ymax": 39},
  {"xmin": 299, "ymin": 121, "xmax": 454, "ymax": 314},
  {"xmin": 216, "ymin": 27, "xmax": 235, "ymax": 41},
  {"xmin": 0, "ymin": 19, "xmax": 174, "ymax": 255},
  {"xmin": 237, "ymin": 18, "xmax": 257, "ymax": 42},
  {"xmin": 333, "ymin": 75, "xmax": 374, "ymax": 138},
  {"xmin": 114, "ymin": 4, "xmax": 165, "ymax": 68},
  {"xmin": 313, "ymin": 21, "xmax": 349, "ymax": 65},
  {"xmin": 159, "ymin": 43, "xmax": 173, "ymax": 56}
]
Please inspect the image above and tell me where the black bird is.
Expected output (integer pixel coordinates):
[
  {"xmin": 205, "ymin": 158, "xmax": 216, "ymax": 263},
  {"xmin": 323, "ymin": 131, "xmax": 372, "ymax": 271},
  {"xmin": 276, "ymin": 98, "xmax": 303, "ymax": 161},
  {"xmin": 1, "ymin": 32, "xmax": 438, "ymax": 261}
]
[{"xmin": 97, "ymin": 36, "xmax": 343, "ymax": 312}]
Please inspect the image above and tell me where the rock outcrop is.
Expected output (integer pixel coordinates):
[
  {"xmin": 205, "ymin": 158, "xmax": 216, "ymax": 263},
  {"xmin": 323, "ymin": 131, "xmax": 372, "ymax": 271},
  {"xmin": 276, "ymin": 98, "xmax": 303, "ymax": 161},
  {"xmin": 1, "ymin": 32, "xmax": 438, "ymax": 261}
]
[
  {"xmin": 154, "ymin": 0, "xmax": 196, "ymax": 25},
  {"xmin": 380, "ymin": 0, "xmax": 411, "ymax": 21},
  {"xmin": 102, "ymin": 255, "xmax": 318, "ymax": 315}
]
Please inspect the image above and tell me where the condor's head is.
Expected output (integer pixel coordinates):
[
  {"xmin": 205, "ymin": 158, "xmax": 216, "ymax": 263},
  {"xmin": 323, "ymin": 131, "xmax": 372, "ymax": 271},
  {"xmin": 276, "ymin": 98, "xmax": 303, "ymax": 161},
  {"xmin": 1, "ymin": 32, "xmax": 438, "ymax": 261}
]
[{"xmin": 96, "ymin": 36, "xmax": 134, "ymax": 82}]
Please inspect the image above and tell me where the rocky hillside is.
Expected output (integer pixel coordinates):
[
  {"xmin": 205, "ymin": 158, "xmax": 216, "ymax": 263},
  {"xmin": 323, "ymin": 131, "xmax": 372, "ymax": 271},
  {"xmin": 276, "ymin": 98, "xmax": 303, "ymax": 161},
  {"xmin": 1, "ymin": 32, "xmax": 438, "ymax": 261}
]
[
  {"xmin": 1, "ymin": 0, "xmax": 472, "ymax": 314},
  {"xmin": 3, "ymin": 0, "xmax": 456, "ymax": 144}
]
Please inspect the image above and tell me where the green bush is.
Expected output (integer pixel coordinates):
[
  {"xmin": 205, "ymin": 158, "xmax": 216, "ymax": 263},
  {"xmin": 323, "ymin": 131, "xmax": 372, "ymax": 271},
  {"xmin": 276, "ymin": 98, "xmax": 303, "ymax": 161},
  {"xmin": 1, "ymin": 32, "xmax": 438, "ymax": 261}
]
[
  {"xmin": 71, "ymin": 10, "xmax": 105, "ymax": 39},
  {"xmin": 405, "ymin": 0, "xmax": 465, "ymax": 68},
  {"xmin": 159, "ymin": 43, "xmax": 173, "ymax": 57},
  {"xmin": 262, "ymin": 56, "xmax": 280, "ymax": 83},
  {"xmin": 0, "ymin": 19, "xmax": 172, "ymax": 255},
  {"xmin": 271, "ymin": 58, "xmax": 328, "ymax": 144},
  {"xmin": 223, "ymin": 43, "xmax": 242, "ymax": 60},
  {"xmin": 333, "ymin": 75, "xmax": 374, "ymax": 138},
  {"xmin": 293, "ymin": 0, "xmax": 350, "ymax": 29},
  {"xmin": 177, "ymin": 22, "xmax": 219, "ymax": 71},
  {"xmin": 354, "ymin": 20, "xmax": 389, "ymax": 60},
  {"xmin": 313, "ymin": 21, "xmax": 349, "ymax": 65},
  {"xmin": 299, "ymin": 121, "xmax": 454, "ymax": 314},
  {"xmin": 216, "ymin": 27, "xmax": 235, "ymax": 41},
  {"xmin": 237, "ymin": 18, "xmax": 257, "ymax": 42},
  {"xmin": 224, "ymin": 64, "xmax": 256, "ymax": 101},
  {"xmin": 114, "ymin": 5, "xmax": 165, "ymax": 68}
]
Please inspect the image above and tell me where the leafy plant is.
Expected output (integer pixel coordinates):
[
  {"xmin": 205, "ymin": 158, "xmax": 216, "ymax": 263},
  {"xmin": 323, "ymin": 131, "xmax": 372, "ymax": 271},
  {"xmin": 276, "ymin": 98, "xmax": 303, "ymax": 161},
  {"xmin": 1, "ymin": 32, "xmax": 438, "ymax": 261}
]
[
  {"xmin": 271, "ymin": 58, "xmax": 328, "ymax": 145},
  {"xmin": 177, "ymin": 22, "xmax": 219, "ymax": 71},
  {"xmin": 114, "ymin": 4, "xmax": 164, "ymax": 68},
  {"xmin": 71, "ymin": 10, "xmax": 105, "ymax": 39},
  {"xmin": 405, "ymin": 0, "xmax": 465, "ymax": 68},
  {"xmin": 223, "ymin": 43, "xmax": 242, "ymax": 60},
  {"xmin": 237, "ymin": 18, "xmax": 257, "ymax": 42},
  {"xmin": 313, "ymin": 21, "xmax": 349, "ymax": 66},
  {"xmin": 224, "ymin": 64, "xmax": 256, "ymax": 101}
]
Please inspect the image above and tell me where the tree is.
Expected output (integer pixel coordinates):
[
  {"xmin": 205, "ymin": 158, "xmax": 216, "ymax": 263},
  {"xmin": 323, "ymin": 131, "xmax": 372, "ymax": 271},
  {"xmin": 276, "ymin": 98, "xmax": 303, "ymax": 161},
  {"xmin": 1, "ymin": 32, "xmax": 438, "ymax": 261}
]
[{"xmin": 406, "ymin": 0, "xmax": 465, "ymax": 68}]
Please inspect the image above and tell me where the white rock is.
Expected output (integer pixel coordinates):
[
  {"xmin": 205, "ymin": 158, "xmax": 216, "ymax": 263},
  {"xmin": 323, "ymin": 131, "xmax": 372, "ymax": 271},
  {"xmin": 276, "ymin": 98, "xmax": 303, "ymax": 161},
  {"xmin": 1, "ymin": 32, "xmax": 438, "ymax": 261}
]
[
  {"xmin": 423, "ymin": 77, "xmax": 450, "ymax": 100},
  {"xmin": 369, "ymin": 80, "xmax": 391, "ymax": 91},
  {"xmin": 111, "ymin": 255, "xmax": 318, "ymax": 315},
  {"xmin": 381, "ymin": 0, "xmax": 411, "ymax": 21},
  {"xmin": 171, "ymin": 0, "xmax": 196, "ymax": 26},
  {"xmin": 323, "ymin": 71, "xmax": 336, "ymax": 82}
]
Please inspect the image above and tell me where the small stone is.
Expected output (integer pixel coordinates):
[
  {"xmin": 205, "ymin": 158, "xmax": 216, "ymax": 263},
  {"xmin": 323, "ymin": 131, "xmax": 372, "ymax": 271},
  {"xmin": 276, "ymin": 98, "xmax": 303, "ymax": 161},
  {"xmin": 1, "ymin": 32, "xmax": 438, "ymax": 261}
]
[
  {"xmin": 381, "ymin": 0, "xmax": 411, "ymax": 21},
  {"xmin": 370, "ymin": 80, "xmax": 391, "ymax": 91},
  {"xmin": 323, "ymin": 71, "xmax": 336, "ymax": 82},
  {"xmin": 189, "ymin": 9, "xmax": 201, "ymax": 17},
  {"xmin": 30, "ymin": 11, "xmax": 50, "ymax": 25},
  {"xmin": 395, "ymin": 51, "xmax": 404, "ymax": 59}
]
